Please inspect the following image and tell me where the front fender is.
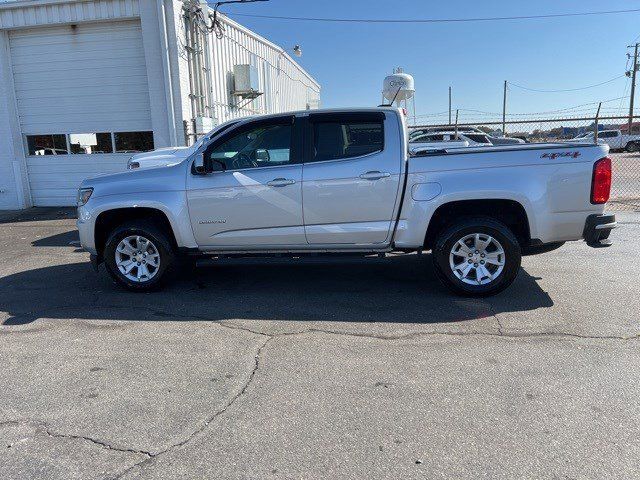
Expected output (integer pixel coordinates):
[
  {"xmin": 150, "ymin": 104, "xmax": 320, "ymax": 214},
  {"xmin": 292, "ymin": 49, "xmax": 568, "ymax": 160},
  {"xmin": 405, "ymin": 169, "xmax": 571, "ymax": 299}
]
[{"xmin": 77, "ymin": 191, "xmax": 198, "ymax": 254}]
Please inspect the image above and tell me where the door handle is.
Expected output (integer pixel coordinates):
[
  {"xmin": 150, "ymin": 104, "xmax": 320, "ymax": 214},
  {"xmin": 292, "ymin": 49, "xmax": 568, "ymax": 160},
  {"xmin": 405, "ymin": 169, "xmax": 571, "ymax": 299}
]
[
  {"xmin": 359, "ymin": 171, "xmax": 391, "ymax": 180},
  {"xmin": 267, "ymin": 178, "xmax": 296, "ymax": 187}
]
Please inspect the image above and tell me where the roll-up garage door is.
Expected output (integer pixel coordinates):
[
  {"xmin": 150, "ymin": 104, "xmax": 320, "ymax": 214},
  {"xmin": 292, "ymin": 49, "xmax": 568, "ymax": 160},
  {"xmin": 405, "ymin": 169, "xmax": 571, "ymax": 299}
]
[{"xmin": 9, "ymin": 20, "xmax": 152, "ymax": 206}]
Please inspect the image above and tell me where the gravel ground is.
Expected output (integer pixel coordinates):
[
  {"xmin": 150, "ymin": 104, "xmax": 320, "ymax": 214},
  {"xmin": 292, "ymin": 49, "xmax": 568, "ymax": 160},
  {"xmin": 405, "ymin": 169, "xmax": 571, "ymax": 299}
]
[{"xmin": 0, "ymin": 208, "xmax": 638, "ymax": 479}]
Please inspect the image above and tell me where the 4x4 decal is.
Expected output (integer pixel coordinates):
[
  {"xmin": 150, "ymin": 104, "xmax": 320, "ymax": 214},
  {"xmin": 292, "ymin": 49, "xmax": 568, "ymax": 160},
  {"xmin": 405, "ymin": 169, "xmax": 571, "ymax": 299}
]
[{"xmin": 541, "ymin": 151, "xmax": 581, "ymax": 159}]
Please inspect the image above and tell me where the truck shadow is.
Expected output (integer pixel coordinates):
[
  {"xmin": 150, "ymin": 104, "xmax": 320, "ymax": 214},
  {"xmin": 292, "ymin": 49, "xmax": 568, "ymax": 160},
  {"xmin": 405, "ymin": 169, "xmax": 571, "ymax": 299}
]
[
  {"xmin": 0, "ymin": 207, "xmax": 76, "ymax": 224},
  {"xmin": 0, "ymin": 254, "xmax": 553, "ymax": 326},
  {"xmin": 31, "ymin": 230, "xmax": 79, "ymax": 247}
]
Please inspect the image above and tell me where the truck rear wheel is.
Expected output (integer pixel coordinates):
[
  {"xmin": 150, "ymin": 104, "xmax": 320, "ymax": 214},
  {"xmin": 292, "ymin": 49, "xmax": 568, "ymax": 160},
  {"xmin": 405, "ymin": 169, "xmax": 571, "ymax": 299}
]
[
  {"xmin": 103, "ymin": 220, "xmax": 175, "ymax": 291},
  {"xmin": 432, "ymin": 217, "xmax": 521, "ymax": 296},
  {"xmin": 626, "ymin": 141, "xmax": 639, "ymax": 153}
]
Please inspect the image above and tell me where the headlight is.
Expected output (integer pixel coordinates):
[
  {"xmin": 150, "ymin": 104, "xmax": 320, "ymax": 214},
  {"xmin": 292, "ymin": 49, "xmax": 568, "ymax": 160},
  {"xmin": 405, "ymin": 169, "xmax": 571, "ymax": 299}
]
[{"xmin": 77, "ymin": 188, "xmax": 93, "ymax": 206}]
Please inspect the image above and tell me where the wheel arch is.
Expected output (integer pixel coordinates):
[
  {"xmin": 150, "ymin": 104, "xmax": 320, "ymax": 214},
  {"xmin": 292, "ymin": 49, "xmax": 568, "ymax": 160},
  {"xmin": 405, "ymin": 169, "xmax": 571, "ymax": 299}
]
[
  {"xmin": 423, "ymin": 199, "xmax": 531, "ymax": 250},
  {"xmin": 94, "ymin": 207, "xmax": 178, "ymax": 258}
]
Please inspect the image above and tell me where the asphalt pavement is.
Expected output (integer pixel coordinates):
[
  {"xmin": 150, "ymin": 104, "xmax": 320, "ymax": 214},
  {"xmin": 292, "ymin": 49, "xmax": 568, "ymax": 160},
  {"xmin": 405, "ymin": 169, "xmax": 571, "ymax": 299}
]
[{"xmin": 0, "ymin": 208, "xmax": 639, "ymax": 479}]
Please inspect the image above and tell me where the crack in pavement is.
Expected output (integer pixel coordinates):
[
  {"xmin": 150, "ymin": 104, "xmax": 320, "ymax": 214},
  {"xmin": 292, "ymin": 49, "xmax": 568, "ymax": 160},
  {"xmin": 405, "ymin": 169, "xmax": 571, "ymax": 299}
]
[
  {"xmin": 215, "ymin": 320, "xmax": 640, "ymax": 342},
  {"xmin": 3, "ymin": 303, "xmax": 639, "ymax": 342},
  {"xmin": 1, "ymin": 419, "xmax": 151, "ymax": 458},
  {"xmin": 1, "ymin": 321, "xmax": 274, "ymax": 478},
  {"xmin": 44, "ymin": 427, "xmax": 153, "ymax": 457},
  {"xmin": 112, "ymin": 334, "xmax": 272, "ymax": 479},
  {"xmin": 480, "ymin": 298, "xmax": 504, "ymax": 336},
  {"xmin": 2, "ymin": 303, "xmax": 639, "ymax": 478}
]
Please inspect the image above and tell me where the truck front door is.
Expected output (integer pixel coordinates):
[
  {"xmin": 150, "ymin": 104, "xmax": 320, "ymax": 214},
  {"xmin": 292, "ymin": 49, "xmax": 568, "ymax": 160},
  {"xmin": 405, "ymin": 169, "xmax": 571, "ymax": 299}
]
[
  {"xmin": 186, "ymin": 115, "xmax": 305, "ymax": 248},
  {"xmin": 302, "ymin": 112, "xmax": 403, "ymax": 245}
]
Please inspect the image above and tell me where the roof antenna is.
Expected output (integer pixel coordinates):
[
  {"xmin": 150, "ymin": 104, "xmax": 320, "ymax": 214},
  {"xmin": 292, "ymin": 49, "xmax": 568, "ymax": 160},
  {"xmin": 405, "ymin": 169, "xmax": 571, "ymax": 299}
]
[{"xmin": 378, "ymin": 86, "xmax": 402, "ymax": 107}]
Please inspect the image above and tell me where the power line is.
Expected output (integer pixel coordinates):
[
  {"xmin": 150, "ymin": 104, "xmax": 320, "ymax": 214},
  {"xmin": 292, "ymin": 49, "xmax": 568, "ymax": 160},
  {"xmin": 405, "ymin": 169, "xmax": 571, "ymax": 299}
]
[
  {"xmin": 508, "ymin": 75, "xmax": 625, "ymax": 93},
  {"xmin": 225, "ymin": 8, "xmax": 640, "ymax": 24}
]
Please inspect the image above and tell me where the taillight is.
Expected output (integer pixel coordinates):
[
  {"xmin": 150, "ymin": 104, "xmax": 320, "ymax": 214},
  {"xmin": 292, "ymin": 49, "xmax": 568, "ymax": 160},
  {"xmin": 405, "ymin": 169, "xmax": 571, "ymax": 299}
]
[{"xmin": 591, "ymin": 157, "xmax": 612, "ymax": 204}]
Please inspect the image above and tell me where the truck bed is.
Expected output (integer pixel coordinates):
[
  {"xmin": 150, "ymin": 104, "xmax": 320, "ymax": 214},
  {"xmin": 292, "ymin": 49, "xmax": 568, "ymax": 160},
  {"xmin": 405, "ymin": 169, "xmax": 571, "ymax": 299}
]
[
  {"xmin": 395, "ymin": 142, "xmax": 609, "ymax": 249},
  {"xmin": 410, "ymin": 142, "xmax": 601, "ymax": 157}
]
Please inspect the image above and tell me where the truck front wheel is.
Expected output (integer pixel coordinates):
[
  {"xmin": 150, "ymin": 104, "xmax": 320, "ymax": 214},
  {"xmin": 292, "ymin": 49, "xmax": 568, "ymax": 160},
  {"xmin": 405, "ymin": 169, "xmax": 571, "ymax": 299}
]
[
  {"xmin": 432, "ymin": 217, "xmax": 521, "ymax": 296},
  {"xmin": 103, "ymin": 220, "xmax": 175, "ymax": 291}
]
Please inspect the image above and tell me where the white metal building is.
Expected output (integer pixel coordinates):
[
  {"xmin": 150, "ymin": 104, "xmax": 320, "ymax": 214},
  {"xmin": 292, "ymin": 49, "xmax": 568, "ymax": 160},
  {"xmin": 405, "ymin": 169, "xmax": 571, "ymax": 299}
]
[{"xmin": 0, "ymin": 0, "xmax": 320, "ymax": 208}]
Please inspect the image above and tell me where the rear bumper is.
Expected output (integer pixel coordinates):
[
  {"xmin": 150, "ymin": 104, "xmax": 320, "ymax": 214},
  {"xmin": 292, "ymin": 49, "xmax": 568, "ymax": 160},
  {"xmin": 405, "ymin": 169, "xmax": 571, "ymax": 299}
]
[{"xmin": 583, "ymin": 213, "xmax": 617, "ymax": 247}]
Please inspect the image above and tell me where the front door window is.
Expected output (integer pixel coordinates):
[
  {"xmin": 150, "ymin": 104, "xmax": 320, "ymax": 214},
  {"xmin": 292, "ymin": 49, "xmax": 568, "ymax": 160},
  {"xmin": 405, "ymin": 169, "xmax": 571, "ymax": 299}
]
[{"xmin": 207, "ymin": 124, "xmax": 292, "ymax": 171}]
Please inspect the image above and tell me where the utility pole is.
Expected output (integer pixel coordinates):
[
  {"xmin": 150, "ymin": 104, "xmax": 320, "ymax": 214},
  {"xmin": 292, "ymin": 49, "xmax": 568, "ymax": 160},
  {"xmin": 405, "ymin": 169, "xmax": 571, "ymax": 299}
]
[
  {"xmin": 628, "ymin": 43, "xmax": 639, "ymax": 135},
  {"xmin": 448, "ymin": 86, "xmax": 452, "ymax": 125},
  {"xmin": 502, "ymin": 80, "xmax": 507, "ymax": 136}
]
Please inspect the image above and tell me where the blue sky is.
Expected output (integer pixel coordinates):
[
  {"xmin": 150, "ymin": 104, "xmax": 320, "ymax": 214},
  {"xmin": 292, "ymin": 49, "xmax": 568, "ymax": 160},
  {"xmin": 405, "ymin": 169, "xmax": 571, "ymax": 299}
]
[{"xmin": 221, "ymin": 0, "xmax": 640, "ymax": 122}]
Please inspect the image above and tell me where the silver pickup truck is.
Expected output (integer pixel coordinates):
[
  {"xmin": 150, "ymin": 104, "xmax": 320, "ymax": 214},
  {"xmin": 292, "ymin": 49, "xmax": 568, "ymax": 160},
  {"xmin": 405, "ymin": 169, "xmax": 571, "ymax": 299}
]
[{"xmin": 77, "ymin": 107, "xmax": 616, "ymax": 296}]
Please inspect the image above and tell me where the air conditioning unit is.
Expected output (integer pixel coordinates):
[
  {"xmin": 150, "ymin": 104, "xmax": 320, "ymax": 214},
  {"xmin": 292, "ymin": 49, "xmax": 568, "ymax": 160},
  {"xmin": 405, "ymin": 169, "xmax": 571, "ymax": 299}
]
[
  {"xmin": 232, "ymin": 64, "xmax": 262, "ymax": 100},
  {"xmin": 194, "ymin": 116, "xmax": 216, "ymax": 135}
]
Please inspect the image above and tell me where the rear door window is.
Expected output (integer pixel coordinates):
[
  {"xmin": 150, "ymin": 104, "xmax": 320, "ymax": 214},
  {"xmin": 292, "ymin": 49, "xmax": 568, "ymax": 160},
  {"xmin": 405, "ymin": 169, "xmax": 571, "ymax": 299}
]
[{"xmin": 308, "ymin": 113, "xmax": 384, "ymax": 162}]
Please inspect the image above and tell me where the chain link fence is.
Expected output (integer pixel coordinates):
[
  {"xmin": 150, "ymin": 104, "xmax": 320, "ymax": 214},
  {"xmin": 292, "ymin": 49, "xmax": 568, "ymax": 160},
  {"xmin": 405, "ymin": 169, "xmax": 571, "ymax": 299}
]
[{"xmin": 409, "ymin": 115, "xmax": 640, "ymax": 211}]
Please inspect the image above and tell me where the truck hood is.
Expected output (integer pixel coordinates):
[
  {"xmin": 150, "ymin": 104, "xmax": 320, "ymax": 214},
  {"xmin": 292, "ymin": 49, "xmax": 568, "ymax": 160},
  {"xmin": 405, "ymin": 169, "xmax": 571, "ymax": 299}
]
[
  {"xmin": 131, "ymin": 146, "xmax": 190, "ymax": 159},
  {"xmin": 80, "ymin": 163, "xmax": 185, "ymax": 197},
  {"xmin": 130, "ymin": 146, "xmax": 194, "ymax": 169}
]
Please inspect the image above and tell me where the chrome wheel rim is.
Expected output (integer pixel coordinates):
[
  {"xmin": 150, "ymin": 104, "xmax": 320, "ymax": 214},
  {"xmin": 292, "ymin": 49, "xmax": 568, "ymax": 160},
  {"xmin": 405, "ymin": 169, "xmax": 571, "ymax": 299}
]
[
  {"xmin": 115, "ymin": 235, "xmax": 161, "ymax": 283},
  {"xmin": 449, "ymin": 233, "xmax": 505, "ymax": 285}
]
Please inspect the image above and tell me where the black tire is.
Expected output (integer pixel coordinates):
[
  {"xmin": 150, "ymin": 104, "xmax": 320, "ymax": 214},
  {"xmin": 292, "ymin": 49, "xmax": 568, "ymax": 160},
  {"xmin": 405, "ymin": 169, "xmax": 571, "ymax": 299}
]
[
  {"xmin": 432, "ymin": 216, "xmax": 521, "ymax": 297},
  {"xmin": 103, "ymin": 220, "xmax": 175, "ymax": 291},
  {"xmin": 626, "ymin": 142, "xmax": 639, "ymax": 153}
]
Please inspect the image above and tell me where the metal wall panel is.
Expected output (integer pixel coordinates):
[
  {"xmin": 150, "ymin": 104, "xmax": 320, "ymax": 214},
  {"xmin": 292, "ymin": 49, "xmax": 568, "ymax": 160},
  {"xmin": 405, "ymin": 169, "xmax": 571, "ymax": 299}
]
[{"xmin": 206, "ymin": 13, "xmax": 321, "ymax": 123}]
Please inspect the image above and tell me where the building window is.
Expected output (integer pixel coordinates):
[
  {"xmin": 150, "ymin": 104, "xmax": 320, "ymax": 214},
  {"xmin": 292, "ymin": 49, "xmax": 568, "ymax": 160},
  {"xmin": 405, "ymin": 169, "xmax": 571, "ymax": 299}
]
[
  {"xmin": 25, "ymin": 132, "xmax": 155, "ymax": 156},
  {"xmin": 69, "ymin": 133, "xmax": 113, "ymax": 154},
  {"xmin": 26, "ymin": 134, "xmax": 68, "ymax": 156},
  {"xmin": 114, "ymin": 131, "xmax": 154, "ymax": 153}
]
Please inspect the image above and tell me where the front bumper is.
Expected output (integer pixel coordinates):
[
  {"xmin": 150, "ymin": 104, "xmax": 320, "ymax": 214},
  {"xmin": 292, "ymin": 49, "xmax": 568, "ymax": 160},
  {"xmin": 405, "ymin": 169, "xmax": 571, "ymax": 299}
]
[
  {"xmin": 583, "ymin": 213, "xmax": 617, "ymax": 248},
  {"xmin": 76, "ymin": 205, "xmax": 97, "ymax": 255}
]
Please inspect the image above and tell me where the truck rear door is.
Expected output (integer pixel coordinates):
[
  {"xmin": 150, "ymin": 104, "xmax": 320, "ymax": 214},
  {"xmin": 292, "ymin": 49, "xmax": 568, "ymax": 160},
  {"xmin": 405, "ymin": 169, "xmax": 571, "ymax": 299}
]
[{"xmin": 302, "ymin": 111, "xmax": 402, "ymax": 245}]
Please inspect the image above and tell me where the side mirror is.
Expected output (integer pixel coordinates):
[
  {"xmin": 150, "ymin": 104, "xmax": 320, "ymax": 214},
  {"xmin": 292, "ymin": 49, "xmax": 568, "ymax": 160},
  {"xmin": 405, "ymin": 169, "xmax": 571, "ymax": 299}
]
[
  {"xmin": 194, "ymin": 153, "xmax": 226, "ymax": 174},
  {"xmin": 194, "ymin": 152, "xmax": 207, "ymax": 174}
]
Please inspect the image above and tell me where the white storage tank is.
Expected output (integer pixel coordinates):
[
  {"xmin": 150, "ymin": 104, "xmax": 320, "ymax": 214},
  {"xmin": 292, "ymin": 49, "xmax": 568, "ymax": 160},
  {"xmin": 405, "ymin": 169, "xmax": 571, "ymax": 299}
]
[{"xmin": 383, "ymin": 67, "xmax": 415, "ymax": 104}]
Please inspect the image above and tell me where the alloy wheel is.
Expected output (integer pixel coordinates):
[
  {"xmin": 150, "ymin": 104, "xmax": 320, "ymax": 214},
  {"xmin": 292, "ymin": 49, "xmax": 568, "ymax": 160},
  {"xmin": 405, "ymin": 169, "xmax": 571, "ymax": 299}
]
[
  {"xmin": 115, "ymin": 235, "xmax": 161, "ymax": 283},
  {"xmin": 449, "ymin": 233, "xmax": 506, "ymax": 285}
]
